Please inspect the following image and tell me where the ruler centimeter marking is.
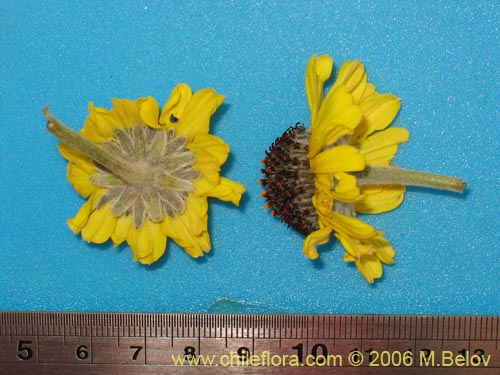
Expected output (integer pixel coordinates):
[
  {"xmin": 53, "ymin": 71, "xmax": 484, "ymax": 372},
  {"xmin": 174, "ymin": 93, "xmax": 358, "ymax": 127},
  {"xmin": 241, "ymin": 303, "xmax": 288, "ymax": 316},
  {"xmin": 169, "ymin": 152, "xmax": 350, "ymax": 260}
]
[{"xmin": 0, "ymin": 313, "xmax": 499, "ymax": 374}]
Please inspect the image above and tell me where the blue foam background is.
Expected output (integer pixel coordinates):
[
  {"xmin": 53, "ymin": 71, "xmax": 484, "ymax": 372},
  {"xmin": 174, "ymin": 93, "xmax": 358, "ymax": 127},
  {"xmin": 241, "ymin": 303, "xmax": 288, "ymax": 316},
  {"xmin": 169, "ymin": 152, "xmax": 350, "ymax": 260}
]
[{"xmin": 1, "ymin": 1, "xmax": 499, "ymax": 315}]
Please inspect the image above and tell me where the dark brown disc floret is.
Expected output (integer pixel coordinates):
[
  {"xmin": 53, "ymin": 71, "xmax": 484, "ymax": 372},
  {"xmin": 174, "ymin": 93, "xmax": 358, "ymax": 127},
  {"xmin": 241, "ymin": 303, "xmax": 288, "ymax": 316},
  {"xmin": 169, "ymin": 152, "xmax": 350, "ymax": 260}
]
[{"xmin": 260, "ymin": 123, "xmax": 319, "ymax": 236}]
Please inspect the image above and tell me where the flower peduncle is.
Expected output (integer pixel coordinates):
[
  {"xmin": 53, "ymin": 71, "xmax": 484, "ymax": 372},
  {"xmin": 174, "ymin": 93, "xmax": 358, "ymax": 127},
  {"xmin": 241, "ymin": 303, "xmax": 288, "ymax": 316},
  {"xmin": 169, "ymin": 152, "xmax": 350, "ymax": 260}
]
[
  {"xmin": 357, "ymin": 165, "xmax": 466, "ymax": 193},
  {"xmin": 43, "ymin": 105, "xmax": 153, "ymax": 185}
]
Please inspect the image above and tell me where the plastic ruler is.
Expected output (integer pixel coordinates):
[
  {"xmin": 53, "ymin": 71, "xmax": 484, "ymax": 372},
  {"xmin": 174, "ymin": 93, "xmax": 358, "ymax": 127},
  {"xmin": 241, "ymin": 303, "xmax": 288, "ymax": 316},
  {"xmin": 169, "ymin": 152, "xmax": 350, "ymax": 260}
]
[{"xmin": 0, "ymin": 312, "xmax": 499, "ymax": 374}]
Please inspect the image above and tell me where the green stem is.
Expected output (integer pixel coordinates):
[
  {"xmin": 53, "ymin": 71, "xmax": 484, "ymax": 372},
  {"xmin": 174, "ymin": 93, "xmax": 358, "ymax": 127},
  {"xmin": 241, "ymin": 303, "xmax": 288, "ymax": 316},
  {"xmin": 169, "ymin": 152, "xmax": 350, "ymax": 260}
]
[
  {"xmin": 43, "ymin": 105, "xmax": 151, "ymax": 184},
  {"xmin": 358, "ymin": 165, "xmax": 466, "ymax": 193}
]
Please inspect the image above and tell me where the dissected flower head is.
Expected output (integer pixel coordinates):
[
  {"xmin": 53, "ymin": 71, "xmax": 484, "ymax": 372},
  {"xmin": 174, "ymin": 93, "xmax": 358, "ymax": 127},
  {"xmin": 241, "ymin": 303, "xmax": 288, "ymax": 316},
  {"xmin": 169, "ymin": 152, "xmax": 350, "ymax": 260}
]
[
  {"xmin": 44, "ymin": 84, "xmax": 245, "ymax": 265},
  {"xmin": 261, "ymin": 54, "xmax": 466, "ymax": 283}
]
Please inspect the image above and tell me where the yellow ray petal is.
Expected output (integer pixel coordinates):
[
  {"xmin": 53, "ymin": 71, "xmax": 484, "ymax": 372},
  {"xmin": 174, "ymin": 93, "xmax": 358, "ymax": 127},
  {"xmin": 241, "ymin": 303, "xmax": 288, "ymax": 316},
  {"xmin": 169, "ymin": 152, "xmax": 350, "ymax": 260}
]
[
  {"xmin": 132, "ymin": 221, "xmax": 167, "ymax": 265},
  {"xmin": 176, "ymin": 88, "xmax": 224, "ymax": 138},
  {"xmin": 316, "ymin": 55, "xmax": 333, "ymax": 83},
  {"xmin": 207, "ymin": 177, "xmax": 246, "ymax": 206},
  {"xmin": 125, "ymin": 220, "xmax": 138, "ymax": 251},
  {"xmin": 67, "ymin": 163, "xmax": 97, "ymax": 198},
  {"xmin": 185, "ymin": 196, "xmax": 208, "ymax": 236},
  {"xmin": 313, "ymin": 85, "xmax": 362, "ymax": 134},
  {"xmin": 80, "ymin": 103, "xmax": 119, "ymax": 143},
  {"xmin": 81, "ymin": 99, "xmax": 146, "ymax": 144},
  {"xmin": 193, "ymin": 174, "xmax": 220, "ymax": 197},
  {"xmin": 192, "ymin": 150, "xmax": 222, "ymax": 196},
  {"xmin": 189, "ymin": 133, "xmax": 230, "ymax": 166},
  {"xmin": 303, "ymin": 228, "xmax": 332, "ymax": 259},
  {"xmin": 159, "ymin": 83, "xmax": 193, "ymax": 126},
  {"xmin": 358, "ymin": 127, "xmax": 409, "ymax": 165},
  {"xmin": 137, "ymin": 244, "xmax": 166, "ymax": 265},
  {"xmin": 68, "ymin": 198, "xmax": 94, "ymax": 235},
  {"xmin": 368, "ymin": 235, "xmax": 395, "ymax": 264},
  {"xmin": 308, "ymin": 124, "xmax": 353, "ymax": 159},
  {"xmin": 312, "ymin": 191, "xmax": 334, "ymax": 216},
  {"xmin": 306, "ymin": 54, "xmax": 333, "ymax": 126},
  {"xmin": 193, "ymin": 148, "xmax": 222, "ymax": 174},
  {"xmin": 360, "ymin": 83, "xmax": 376, "ymax": 101},
  {"xmin": 110, "ymin": 98, "xmax": 146, "ymax": 128},
  {"xmin": 68, "ymin": 189, "xmax": 104, "ymax": 234},
  {"xmin": 354, "ymin": 254, "xmax": 383, "ymax": 283},
  {"xmin": 111, "ymin": 215, "xmax": 132, "ymax": 247},
  {"xmin": 140, "ymin": 96, "xmax": 160, "ymax": 128},
  {"xmin": 197, "ymin": 231, "xmax": 211, "ymax": 255},
  {"xmin": 161, "ymin": 213, "xmax": 210, "ymax": 258},
  {"xmin": 354, "ymin": 93, "xmax": 401, "ymax": 141},
  {"xmin": 81, "ymin": 204, "xmax": 117, "ymax": 244},
  {"xmin": 343, "ymin": 253, "xmax": 357, "ymax": 262},
  {"xmin": 331, "ymin": 172, "xmax": 362, "ymax": 202},
  {"xmin": 193, "ymin": 148, "xmax": 220, "ymax": 173},
  {"xmin": 313, "ymin": 173, "xmax": 334, "ymax": 193},
  {"xmin": 335, "ymin": 232, "xmax": 369, "ymax": 259},
  {"xmin": 333, "ymin": 60, "xmax": 368, "ymax": 103},
  {"xmin": 337, "ymin": 231, "xmax": 395, "ymax": 268},
  {"xmin": 311, "ymin": 145, "xmax": 366, "ymax": 173},
  {"xmin": 355, "ymin": 185, "xmax": 406, "ymax": 214},
  {"xmin": 327, "ymin": 211, "xmax": 379, "ymax": 239}
]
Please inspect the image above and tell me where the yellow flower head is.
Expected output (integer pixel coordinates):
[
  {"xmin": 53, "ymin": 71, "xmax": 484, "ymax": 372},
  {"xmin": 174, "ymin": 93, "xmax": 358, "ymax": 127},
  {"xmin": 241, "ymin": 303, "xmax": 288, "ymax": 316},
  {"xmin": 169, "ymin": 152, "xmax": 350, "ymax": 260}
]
[
  {"xmin": 261, "ymin": 54, "xmax": 465, "ymax": 283},
  {"xmin": 45, "ymin": 84, "xmax": 245, "ymax": 265}
]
